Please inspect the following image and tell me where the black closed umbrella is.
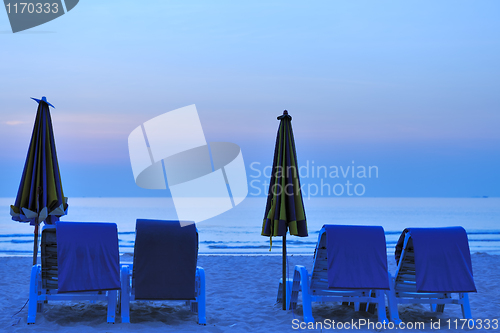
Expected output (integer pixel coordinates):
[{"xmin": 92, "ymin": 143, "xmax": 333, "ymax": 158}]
[
  {"xmin": 10, "ymin": 97, "xmax": 68, "ymax": 265},
  {"xmin": 262, "ymin": 110, "xmax": 308, "ymax": 310}
]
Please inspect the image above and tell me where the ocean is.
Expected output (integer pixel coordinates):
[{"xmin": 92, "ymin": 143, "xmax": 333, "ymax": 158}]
[{"xmin": 1, "ymin": 197, "xmax": 499, "ymax": 256}]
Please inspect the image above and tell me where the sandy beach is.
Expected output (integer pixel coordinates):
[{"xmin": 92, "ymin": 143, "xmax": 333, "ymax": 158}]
[{"xmin": 1, "ymin": 253, "xmax": 498, "ymax": 332}]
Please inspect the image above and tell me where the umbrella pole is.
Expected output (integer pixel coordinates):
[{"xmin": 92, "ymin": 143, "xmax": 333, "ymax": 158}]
[
  {"xmin": 282, "ymin": 234, "xmax": 286, "ymax": 310},
  {"xmin": 32, "ymin": 222, "xmax": 39, "ymax": 266},
  {"xmin": 33, "ymin": 187, "xmax": 41, "ymax": 266}
]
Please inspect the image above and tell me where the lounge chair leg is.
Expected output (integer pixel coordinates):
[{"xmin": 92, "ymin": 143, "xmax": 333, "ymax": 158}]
[
  {"xmin": 120, "ymin": 266, "xmax": 130, "ymax": 323},
  {"xmin": 189, "ymin": 300, "xmax": 198, "ymax": 313},
  {"xmin": 117, "ymin": 290, "xmax": 121, "ymax": 314},
  {"xmin": 28, "ymin": 265, "xmax": 41, "ymax": 324},
  {"xmin": 196, "ymin": 267, "xmax": 207, "ymax": 325},
  {"xmin": 37, "ymin": 283, "xmax": 46, "ymax": 312},
  {"xmin": 375, "ymin": 290, "xmax": 388, "ymax": 323},
  {"xmin": 460, "ymin": 293, "xmax": 473, "ymax": 319},
  {"xmin": 37, "ymin": 274, "xmax": 45, "ymax": 313},
  {"xmin": 387, "ymin": 273, "xmax": 401, "ymax": 324},
  {"xmin": 107, "ymin": 290, "xmax": 117, "ymax": 323},
  {"xmin": 284, "ymin": 278, "xmax": 294, "ymax": 310},
  {"xmin": 277, "ymin": 279, "xmax": 284, "ymax": 303},
  {"xmin": 277, "ymin": 277, "xmax": 294, "ymax": 308},
  {"xmin": 366, "ymin": 292, "xmax": 377, "ymax": 314},
  {"xmin": 366, "ymin": 294, "xmax": 377, "ymax": 314},
  {"xmin": 354, "ymin": 302, "xmax": 360, "ymax": 311},
  {"xmin": 290, "ymin": 277, "xmax": 299, "ymax": 310}
]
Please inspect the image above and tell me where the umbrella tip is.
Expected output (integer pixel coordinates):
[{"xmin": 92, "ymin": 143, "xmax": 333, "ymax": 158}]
[
  {"xmin": 31, "ymin": 96, "xmax": 55, "ymax": 109},
  {"xmin": 277, "ymin": 110, "xmax": 292, "ymax": 120}
]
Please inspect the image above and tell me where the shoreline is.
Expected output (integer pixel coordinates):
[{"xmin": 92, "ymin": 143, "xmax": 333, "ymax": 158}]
[{"xmin": 2, "ymin": 251, "xmax": 499, "ymax": 258}]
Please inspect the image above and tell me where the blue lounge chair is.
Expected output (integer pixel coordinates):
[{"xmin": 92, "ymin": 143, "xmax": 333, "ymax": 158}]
[
  {"xmin": 387, "ymin": 227, "xmax": 476, "ymax": 321},
  {"xmin": 120, "ymin": 219, "xmax": 206, "ymax": 325},
  {"xmin": 280, "ymin": 225, "xmax": 391, "ymax": 323},
  {"xmin": 28, "ymin": 222, "xmax": 120, "ymax": 324}
]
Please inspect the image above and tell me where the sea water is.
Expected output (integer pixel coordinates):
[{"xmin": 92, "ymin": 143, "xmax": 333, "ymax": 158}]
[{"xmin": 0, "ymin": 197, "xmax": 499, "ymax": 256}]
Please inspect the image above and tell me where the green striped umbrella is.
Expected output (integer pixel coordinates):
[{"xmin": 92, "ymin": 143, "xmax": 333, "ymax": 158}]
[
  {"xmin": 10, "ymin": 97, "xmax": 68, "ymax": 265},
  {"xmin": 262, "ymin": 110, "xmax": 307, "ymax": 310}
]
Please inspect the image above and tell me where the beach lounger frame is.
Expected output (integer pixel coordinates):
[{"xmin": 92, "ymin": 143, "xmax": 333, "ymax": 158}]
[
  {"xmin": 387, "ymin": 231, "xmax": 473, "ymax": 322},
  {"xmin": 119, "ymin": 220, "xmax": 206, "ymax": 325},
  {"xmin": 119, "ymin": 264, "xmax": 206, "ymax": 325},
  {"xmin": 278, "ymin": 227, "xmax": 389, "ymax": 324},
  {"xmin": 27, "ymin": 225, "xmax": 117, "ymax": 324}
]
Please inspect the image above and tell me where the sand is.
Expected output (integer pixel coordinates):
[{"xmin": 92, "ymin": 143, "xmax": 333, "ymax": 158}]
[{"xmin": 1, "ymin": 253, "xmax": 499, "ymax": 332}]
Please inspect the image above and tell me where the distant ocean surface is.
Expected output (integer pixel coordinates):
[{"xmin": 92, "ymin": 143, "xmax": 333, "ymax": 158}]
[{"xmin": 1, "ymin": 197, "xmax": 499, "ymax": 256}]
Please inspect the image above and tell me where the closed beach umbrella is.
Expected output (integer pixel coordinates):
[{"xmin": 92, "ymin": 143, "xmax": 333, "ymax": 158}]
[
  {"xmin": 10, "ymin": 97, "xmax": 68, "ymax": 265},
  {"xmin": 262, "ymin": 110, "xmax": 307, "ymax": 310}
]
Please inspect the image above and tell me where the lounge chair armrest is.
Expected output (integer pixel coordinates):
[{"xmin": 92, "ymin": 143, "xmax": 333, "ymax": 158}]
[
  {"xmin": 120, "ymin": 265, "xmax": 132, "ymax": 296},
  {"xmin": 121, "ymin": 265, "xmax": 131, "ymax": 281},
  {"xmin": 195, "ymin": 266, "xmax": 206, "ymax": 296},
  {"xmin": 195, "ymin": 267, "xmax": 206, "ymax": 325},
  {"xmin": 28, "ymin": 264, "xmax": 42, "ymax": 324},
  {"xmin": 293, "ymin": 265, "xmax": 310, "ymax": 289},
  {"xmin": 120, "ymin": 265, "xmax": 132, "ymax": 323},
  {"xmin": 290, "ymin": 265, "xmax": 309, "ymax": 306},
  {"xmin": 292, "ymin": 265, "xmax": 314, "ymax": 323}
]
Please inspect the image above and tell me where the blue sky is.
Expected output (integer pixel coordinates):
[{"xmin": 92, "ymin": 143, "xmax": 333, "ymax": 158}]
[{"xmin": 1, "ymin": 0, "xmax": 499, "ymax": 197}]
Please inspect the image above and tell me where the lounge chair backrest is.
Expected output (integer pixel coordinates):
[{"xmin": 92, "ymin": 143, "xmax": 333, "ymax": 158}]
[
  {"xmin": 395, "ymin": 227, "xmax": 476, "ymax": 293},
  {"xmin": 388, "ymin": 228, "xmax": 476, "ymax": 322},
  {"xmin": 30, "ymin": 223, "xmax": 119, "ymax": 325},
  {"xmin": 313, "ymin": 225, "xmax": 390, "ymax": 290},
  {"xmin": 309, "ymin": 231, "xmax": 328, "ymax": 293},
  {"xmin": 286, "ymin": 225, "xmax": 390, "ymax": 324},
  {"xmin": 41, "ymin": 225, "xmax": 58, "ymax": 290},
  {"xmin": 309, "ymin": 228, "xmax": 391, "ymax": 292},
  {"xmin": 394, "ymin": 235, "xmax": 417, "ymax": 293},
  {"xmin": 133, "ymin": 219, "xmax": 198, "ymax": 300}
]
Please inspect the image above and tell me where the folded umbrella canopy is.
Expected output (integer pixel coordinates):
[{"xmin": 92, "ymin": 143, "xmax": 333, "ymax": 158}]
[
  {"xmin": 262, "ymin": 110, "xmax": 308, "ymax": 310},
  {"xmin": 10, "ymin": 97, "xmax": 68, "ymax": 265}
]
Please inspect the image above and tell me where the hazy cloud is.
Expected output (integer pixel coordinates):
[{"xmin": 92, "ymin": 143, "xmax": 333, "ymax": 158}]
[{"xmin": 4, "ymin": 121, "xmax": 24, "ymax": 126}]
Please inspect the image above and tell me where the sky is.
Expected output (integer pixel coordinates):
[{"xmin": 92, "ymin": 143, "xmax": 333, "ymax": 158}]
[{"xmin": 1, "ymin": 0, "xmax": 499, "ymax": 198}]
